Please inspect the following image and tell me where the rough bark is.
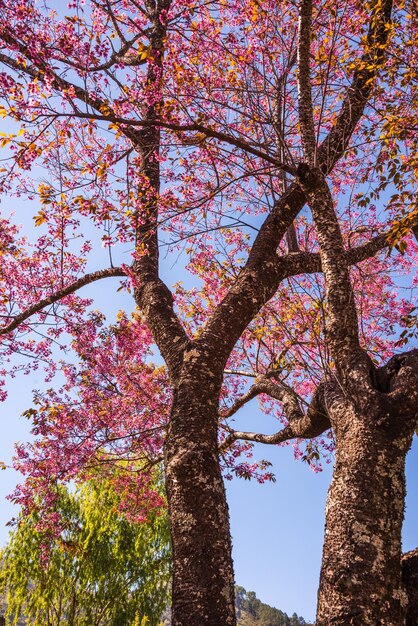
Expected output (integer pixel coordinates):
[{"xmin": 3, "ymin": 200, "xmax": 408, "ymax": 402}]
[
  {"xmin": 316, "ymin": 355, "xmax": 418, "ymax": 626},
  {"xmin": 164, "ymin": 355, "xmax": 236, "ymax": 626},
  {"xmin": 317, "ymin": 404, "xmax": 411, "ymax": 624},
  {"xmin": 129, "ymin": 8, "xmax": 235, "ymax": 622},
  {"xmin": 224, "ymin": 354, "xmax": 418, "ymax": 626},
  {"xmin": 402, "ymin": 548, "xmax": 418, "ymax": 626}
]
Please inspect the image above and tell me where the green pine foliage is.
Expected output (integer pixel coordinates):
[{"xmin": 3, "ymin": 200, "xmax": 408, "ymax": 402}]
[
  {"xmin": 235, "ymin": 586, "xmax": 314, "ymax": 626},
  {"xmin": 0, "ymin": 474, "xmax": 171, "ymax": 626}
]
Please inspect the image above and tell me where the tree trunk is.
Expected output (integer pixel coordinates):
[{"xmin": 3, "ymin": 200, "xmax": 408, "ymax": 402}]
[
  {"xmin": 164, "ymin": 361, "xmax": 236, "ymax": 626},
  {"xmin": 316, "ymin": 395, "xmax": 414, "ymax": 625},
  {"xmin": 402, "ymin": 548, "xmax": 418, "ymax": 626}
]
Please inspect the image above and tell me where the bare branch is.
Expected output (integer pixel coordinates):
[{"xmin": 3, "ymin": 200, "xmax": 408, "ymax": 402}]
[
  {"xmin": 161, "ymin": 122, "xmax": 296, "ymax": 173},
  {"xmin": 220, "ymin": 381, "xmax": 330, "ymax": 451},
  {"xmin": 15, "ymin": 108, "xmax": 295, "ymax": 174},
  {"xmin": 222, "ymin": 374, "xmax": 303, "ymax": 420},
  {"xmin": 224, "ymin": 369, "xmax": 257, "ymax": 378},
  {"xmin": 222, "ymin": 385, "xmax": 261, "ymax": 418}
]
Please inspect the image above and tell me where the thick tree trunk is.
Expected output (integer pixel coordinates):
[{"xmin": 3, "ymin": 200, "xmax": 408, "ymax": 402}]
[
  {"xmin": 316, "ymin": 396, "xmax": 414, "ymax": 625},
  {"xmin": 402, "ymin": 548, "xmax": 418, "ymax": 626},
  {"xmin": 164, "ymin": 362, "xmax": 236, "ymax": 626}
]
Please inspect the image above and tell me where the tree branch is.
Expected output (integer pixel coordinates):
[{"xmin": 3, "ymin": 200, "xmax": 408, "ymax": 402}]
[
  {"xmin": 386, "ymin": 349, "xmax": 418, "ymax": 414},
  {"xmin": 130, "ymin": 1, "xmax": 190, "ymax": 379},
  {"xmin": 279, "ymin": 228, "xmax": 391, "ymax": 279},
  {"xmin": 160, "ymin": 121, "xmax": 296, "ymax": 173},
  {"xmin": 0, "ymin": 0, "xmax": 395, "ymax": 380},
  {"xmin": 318, "ymin": 0, "xmax": 393, "ymax": 173},
  {"xmin": 308, "ymin": 174, "xmax": 366, "ymax": 378},
  {"xmin": 0, "ymin": 267, "xmax": 126, "ymax": 335},
  {"xmin": 297, "ymin": 0, "xmax": 316, "ymax": 163},
  {"xmin": 200, "ymin": 183, "xmax": 307, "ymax": 366},
  {"xmin": 200, "ymin": 3, "xmax": 393, "ymax": 369},
  {"xmin": 222, "ymin": 376, "xmax": 303, "ymax": 421},
  {"xmin": 220, "ymin": 381, "xmax": 330, "ymax": 451},
  {"xmin": 0, "ymin": 10, "xmax": 191, "ymax": 379},
  {"xmin": 0, "ymin": 35, "xmax": 294, "ymax": 175},
  {"xmin": 0, "ymin": 43, "xmax": 145, "ymax": 149}
]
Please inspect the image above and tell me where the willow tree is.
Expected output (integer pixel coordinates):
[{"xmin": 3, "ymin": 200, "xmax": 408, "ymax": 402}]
[
  {"xmin": 0, "ymin": 473, "xmax": 171, "ymax": 625},
  {"xmin": 0, "ymin": 0, "xmax": 417, "ymax": 624}
]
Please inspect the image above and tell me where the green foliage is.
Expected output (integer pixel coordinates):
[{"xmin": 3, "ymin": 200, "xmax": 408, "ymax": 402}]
[
  {"xmin": 235, "ymin": 586, "xmax": 313, "ymax": 626},
  {"xmin": 0, "ymin": 474, "xmax": 171, "ymax": 626}
]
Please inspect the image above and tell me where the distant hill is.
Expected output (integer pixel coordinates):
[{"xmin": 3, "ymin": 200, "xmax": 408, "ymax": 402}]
[
  {"xmin": 236, "ymin": 586, "xmax": 314, "ymax": 626},
  {"xmin": 161, "ymin": 586, "xmax": 313, "ymax": 625}
]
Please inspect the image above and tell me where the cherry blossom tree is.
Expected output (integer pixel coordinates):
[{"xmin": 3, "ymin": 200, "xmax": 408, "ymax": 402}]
[{"xmin": 0, "ymin": 0, "xmax": 417, "ymax": 624}]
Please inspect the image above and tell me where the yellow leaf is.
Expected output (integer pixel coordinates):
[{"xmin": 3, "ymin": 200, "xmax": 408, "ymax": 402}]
[{"xmin": 33, "ymin": 211, "xmax": 47, "ymax": 226}]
